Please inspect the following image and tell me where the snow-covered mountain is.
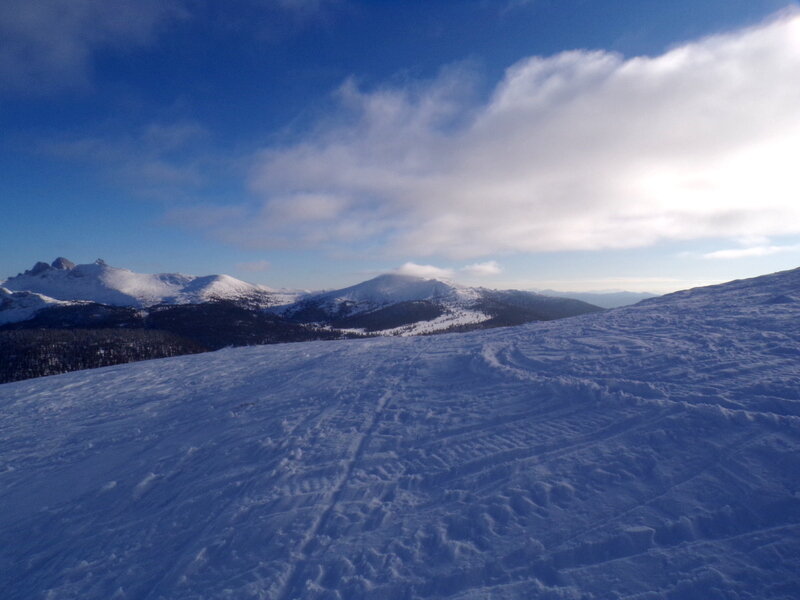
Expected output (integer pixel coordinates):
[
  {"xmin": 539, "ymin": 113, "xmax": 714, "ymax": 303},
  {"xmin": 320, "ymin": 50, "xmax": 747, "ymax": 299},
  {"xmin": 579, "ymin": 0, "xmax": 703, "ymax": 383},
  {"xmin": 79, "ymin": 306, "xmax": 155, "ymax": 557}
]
[
  {"xmin": 277, "ymin": 273, "xmax": 602, "ymax": 334},
  {"xmin": 301, "ymin": 273, "xmax": 467, "ymax": 308},
  {"xmin": 1, "ymin": 261, "xmax": 600, "ymax": 336},
  {"xmin": 0, "ymin": 287, "xmax": 79, "ymax": 325},
  {"xmin": 2, "ymin": 267, "xmax": 798, "ymax": 599},
  {"xmin": 2, "ymin": 258, "xmax": 286, "ymax": 309}
]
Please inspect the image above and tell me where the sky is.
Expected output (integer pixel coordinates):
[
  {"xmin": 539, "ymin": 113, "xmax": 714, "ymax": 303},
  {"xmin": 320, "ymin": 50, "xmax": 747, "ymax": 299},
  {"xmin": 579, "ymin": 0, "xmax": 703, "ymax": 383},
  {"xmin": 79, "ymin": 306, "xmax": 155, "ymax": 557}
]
[{"xmin": 2, "ymin": 0, "xmax": 800, "ymax": 293}]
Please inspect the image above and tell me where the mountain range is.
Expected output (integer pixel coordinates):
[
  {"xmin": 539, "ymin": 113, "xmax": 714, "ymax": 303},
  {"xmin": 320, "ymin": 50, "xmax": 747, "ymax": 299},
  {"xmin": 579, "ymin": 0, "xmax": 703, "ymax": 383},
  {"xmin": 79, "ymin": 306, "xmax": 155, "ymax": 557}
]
[
  {"xmin": 2, "ymin": 259, "xmax": 606, "ymax": 333},
  {"xmin": 1, "ymin": 258, "xmax": 604, "ymax": 382},
  {"xmin": 2, "ymin": 257, "xmax": 286, "ymax": 311},
  {"xmin": 0, "ymin": 258, "xmax": 607, "ymax": 332}
]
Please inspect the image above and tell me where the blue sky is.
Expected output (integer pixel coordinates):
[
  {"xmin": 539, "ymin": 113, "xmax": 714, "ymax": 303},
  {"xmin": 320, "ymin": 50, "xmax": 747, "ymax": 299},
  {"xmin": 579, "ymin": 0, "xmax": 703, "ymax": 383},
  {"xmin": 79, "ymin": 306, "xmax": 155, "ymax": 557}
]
[{"xmin": 2, "ymin": 0, "xmax": 800, "ymax": 292}]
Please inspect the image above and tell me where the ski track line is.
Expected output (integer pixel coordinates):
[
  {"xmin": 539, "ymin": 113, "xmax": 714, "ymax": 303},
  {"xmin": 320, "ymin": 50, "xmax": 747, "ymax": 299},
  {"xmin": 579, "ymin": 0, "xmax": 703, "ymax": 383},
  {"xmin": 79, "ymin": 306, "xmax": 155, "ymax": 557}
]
[
  {"xmin": 427, "ymin": 407, "xmax": 677, "ymax": 491},
  {"xmin": 490, "ymin": 340, "xmax": 800, "ymax": 426},
  {"xmin": 140, "ymin": 397, "xmax": 341, "ymax": 600},
  {"xmin": 417, "ymin": 400, "xmax": 599, "ymax": 449},
  {"xmin": 273, "ymin": 352, "xmax": 421, "ymax": 600},
  {"xmin": 560, "ymin": 520, "xmax": 800, "ymax": 579}
]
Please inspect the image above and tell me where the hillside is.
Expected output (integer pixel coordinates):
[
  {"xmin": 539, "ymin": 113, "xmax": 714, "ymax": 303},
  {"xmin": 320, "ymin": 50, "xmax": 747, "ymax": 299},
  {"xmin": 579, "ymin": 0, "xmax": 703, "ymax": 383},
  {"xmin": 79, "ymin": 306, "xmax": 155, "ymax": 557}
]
[
  {"xmin": 1, "ymin": 268, "xmax": 799, "ymax": 599},
  {"xmin": 277, "ymin": 273, "xmax": 602, "ymax": 334}
]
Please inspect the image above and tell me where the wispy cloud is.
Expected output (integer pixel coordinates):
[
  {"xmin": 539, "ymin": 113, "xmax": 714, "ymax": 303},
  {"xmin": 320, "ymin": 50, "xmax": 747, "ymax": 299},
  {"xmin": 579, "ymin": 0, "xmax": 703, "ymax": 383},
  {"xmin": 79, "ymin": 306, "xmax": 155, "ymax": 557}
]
[
  {"xmin": 461, "ymin": 261, "xmax": 502, "ymax": 276},
  {"xmin": 199, "ymin": 0, "xmax": 343, "ymax": 41},
  {"xmin": 41, "ymin": 120, "xmax": 210, "ymax": 192},
  {"xmin": 703, "ymin": 244, "xmax": 800, "ymax": 260},
  {"xmin": 394, "ymin": 262, "xmax": 455, "ymax": 279},
  {"xmin": 182, "ymin": 11, "xmax": 800, "ymax": 259},
  {"xmin": 379, "ymin": 261, "xmax": 504, "ymax": 281},
  {"xmin": 0, "ymin": 0, "xmax": 341, "ymax": 94},
  {"xmin": 0, "ymin": 0, "xmax": 183, "ymax": 93}
]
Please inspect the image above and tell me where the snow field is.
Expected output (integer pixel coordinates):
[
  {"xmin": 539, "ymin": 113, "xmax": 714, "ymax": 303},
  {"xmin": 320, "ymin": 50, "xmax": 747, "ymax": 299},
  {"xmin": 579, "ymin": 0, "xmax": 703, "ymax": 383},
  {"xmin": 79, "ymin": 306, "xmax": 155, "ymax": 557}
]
[{"xmin": 1, "ymin": 268, "xmax": 800, "ymax": 598}]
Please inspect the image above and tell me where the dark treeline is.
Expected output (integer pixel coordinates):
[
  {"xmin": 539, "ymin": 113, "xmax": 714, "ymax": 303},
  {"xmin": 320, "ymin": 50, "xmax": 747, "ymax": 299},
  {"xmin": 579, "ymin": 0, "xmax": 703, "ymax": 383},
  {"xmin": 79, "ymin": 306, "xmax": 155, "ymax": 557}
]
[
  {"xmin": 0, "ymin": 301, "xmax": 361, "ymax": 384},
  {"xmin": 0, "ymin": 294, "xmax": 602, "ymax": 384},
  {"xmin": 330, "ymin": 300, "xmax": 445, "ymax": 332},
  {"xmin": 0, "ymin": 329, "xmax": 205, "ymax": 384}
]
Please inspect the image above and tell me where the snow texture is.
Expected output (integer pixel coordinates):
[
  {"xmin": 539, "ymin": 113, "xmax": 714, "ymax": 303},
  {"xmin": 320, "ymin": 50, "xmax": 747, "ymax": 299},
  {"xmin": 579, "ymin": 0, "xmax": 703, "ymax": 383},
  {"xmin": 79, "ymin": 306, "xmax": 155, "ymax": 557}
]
[
  {"xmin": 1, "ymin": 268, "xmax": 800, "ymax": 599},
  {"xmin": 369, "ymin": 308, "xmax": 491, "ymax": 337}
]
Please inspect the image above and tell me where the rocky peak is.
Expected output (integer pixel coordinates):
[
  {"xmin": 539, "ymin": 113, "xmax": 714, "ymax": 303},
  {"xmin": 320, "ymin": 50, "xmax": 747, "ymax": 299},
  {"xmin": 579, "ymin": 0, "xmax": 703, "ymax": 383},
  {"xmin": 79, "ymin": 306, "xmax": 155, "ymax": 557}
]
[
  {"xmin": 28, "ymin": 262, "xmax": 53, "ymax": 276},
  {"xmin": 51, "ymin": 257, "xmax": 76, "ymax": 270}
]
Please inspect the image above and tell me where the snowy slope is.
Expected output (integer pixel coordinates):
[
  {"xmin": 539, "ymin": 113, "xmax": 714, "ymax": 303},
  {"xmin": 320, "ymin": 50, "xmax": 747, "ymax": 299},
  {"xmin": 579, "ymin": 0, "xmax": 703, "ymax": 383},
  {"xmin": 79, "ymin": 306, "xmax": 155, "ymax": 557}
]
[
  {"xmin": 2, "ymin": 258, "xmax": 282, "ymax": 309},
  {"xmin": 2, "ymin": 268, "xmax": 800, "ymax": 599},
  {"xmin": 0, "ymin": 287, "xmax": 79, "ymax": 325}
]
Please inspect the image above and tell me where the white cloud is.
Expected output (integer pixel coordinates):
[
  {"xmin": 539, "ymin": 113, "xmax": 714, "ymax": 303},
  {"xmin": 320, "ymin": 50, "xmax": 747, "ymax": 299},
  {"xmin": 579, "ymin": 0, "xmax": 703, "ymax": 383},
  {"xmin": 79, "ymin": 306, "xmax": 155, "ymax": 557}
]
[
  {"xmin": 183, "ymin": 11, "xmax": 800, "ymax": 259},
  {"xmin": 379, "ymin": 260, "xmax": 503, "ymax": 281},
  {"xmin": 461, "ymin": 261, "xmax": 502, "ymax": 276},
  {"xmin": 703, "ymin": 244, "xmax": 800, "ymax": 260},
  {"xmin": 0, "ymin": 0, "xmax": 183, "ymax": 93},
  {"xmin": 394, "ymin": 262, "xmax": 455, "ymax": 279}
]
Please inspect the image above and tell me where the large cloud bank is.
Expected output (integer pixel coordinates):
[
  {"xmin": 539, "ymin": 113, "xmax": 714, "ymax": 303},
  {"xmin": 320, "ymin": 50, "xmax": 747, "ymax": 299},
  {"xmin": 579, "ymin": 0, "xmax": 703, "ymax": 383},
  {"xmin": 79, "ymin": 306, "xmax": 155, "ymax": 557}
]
[{"xmin": 216, "ymin": 12, "xmax": 800, "ymax": 258}]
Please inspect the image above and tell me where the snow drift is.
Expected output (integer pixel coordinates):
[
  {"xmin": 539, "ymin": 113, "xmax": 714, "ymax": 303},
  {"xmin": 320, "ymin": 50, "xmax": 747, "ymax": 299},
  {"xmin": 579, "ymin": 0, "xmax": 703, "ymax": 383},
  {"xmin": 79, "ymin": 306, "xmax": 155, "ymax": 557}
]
[{"xmin": 1, "ymin": 268, "xmax": 799, "ymax": 599}]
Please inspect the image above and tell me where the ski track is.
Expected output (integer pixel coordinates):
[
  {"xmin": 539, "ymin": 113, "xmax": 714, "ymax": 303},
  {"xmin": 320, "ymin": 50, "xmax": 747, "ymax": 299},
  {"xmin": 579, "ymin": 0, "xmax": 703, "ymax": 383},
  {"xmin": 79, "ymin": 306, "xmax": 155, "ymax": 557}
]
[
  {"xmin": 273, "ymin": 351, "xmax": 423, "ymax": 600},
  {"xmin": 1, "ymin": 268, "xmax": 800, "ymax": 598}
]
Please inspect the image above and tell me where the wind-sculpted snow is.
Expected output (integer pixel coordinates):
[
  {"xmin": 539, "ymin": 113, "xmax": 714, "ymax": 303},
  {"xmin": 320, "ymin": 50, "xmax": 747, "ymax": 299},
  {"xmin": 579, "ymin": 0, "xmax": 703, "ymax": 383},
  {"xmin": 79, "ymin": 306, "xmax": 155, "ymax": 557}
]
[{"xmin": 1, "ymin": 269, "xmax": 799, "ymax": 599}]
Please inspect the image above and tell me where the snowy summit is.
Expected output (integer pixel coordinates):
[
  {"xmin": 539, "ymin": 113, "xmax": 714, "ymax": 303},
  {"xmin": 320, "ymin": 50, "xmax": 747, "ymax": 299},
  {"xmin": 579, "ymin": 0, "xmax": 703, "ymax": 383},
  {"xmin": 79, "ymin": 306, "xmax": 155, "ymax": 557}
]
[{"xmin": 303, "ymin": 273, "xmax": 468, "ymax": 309}]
